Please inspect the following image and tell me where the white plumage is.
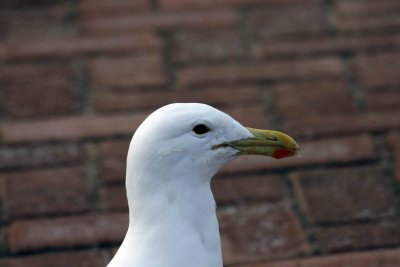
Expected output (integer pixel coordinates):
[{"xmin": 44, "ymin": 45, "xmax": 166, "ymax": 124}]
[{"xmin": 108, "ymin": 103, "xmax": 298, "ymax": 267}]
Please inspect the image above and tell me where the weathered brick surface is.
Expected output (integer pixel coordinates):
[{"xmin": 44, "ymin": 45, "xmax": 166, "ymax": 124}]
[
  {"xmin": 212, "ymin": 174, "xmax": 285, "ymax": 204},
  {"xmin": 353, "ymin": 52, "xmax": 400, "ymax": 89},
  {"xmin": 240, "ymin": 248, "xmax": 400, "ymax": 267},
  {"xmin": 258, "ymin": 34, "xmax": 400, "ymax": 58},
  {"xmin": 333, "ymin": 0, "xmax": 400, "ymax": 32},
  {"xmin": 0, "ymin": 227, "xmax": 5, "ymax": 253},
  {"xmin": 366, "ymin": 91, "xmax": 400, "ymax": 112},
  {"xmin": 2, "ymin": 34, "xmax": 161, "ymax": 61},
  {"xmin": 161, "ymin": 0, "xmax": 319, "ymax": 10},
  {"xmin": 249, "ymin": 5, "xmax": 330, "ymax": 40},
  {"xmin": 387, "ymin": 132, "xmax": 400, "ymax": 182},
  {"xmin": 0, "ymin": 143, "xmax": 83, "ymax": 170},
  {"xmin": 284, "ymin": 111, "xmax": 400, "ymax": 138},
  {"xmin": 180, "ymin": 86, "xmax": 263, "ymax": 109},
  {"xmin": 219, "ymin": 203, "xmax": 310, "ymax": 265},
  {"xmin": 98, "ymin": 140, "xmax": 130, "ymax": 184},
  {"xmin": 172, "ymin": 28, "xmax": 246, "ymax": 63},
  {"xmin": 1, "ymin": 167, "xmax": 91, "ymax": 219},
  {"xmin": 0, "ymin": 250, "xmax": 110, "ymax": 267},
  {"xmin": 95, "ymin": 86, "xmax": 263, "ymax": 113},
  {"xmin": 0, "ymin": 0, "xmax": 69, "ymax": 9},
  {"xmin": 81, "ymin": 10, "xmax": 238, "ymax": 35},
  {"xmin": 94, "ymin": 90, "xmax": 176, "ymax": 113},
  {"xmin": 79, "ymin": 0, "xmax": 150, "ymax": 20},
  {"xmin": 100, "ymin": 186, "xmax": 128, "ymax": 212},
  {"xmin": 0, "ymin": 4, "xmax": 74, "ymax": 41},
  {"xmin": 0, "ymin": 114, "xmax": 146, "ymax": 144},
  {"xmin": 177, "ymin": 58, "xmax": 342, "ymax": 88},
  {"xmin": 88, "ymin": 54, "xmax": 167, "ymax": 89},
  {"xmin": 9, "ymin": 213, "xmax": 128, "ymax": 252},
  {"xmin": 334, "ymin": 0, "xmax": 400, "ymax": 18},
  {"xmin": 271, "ymin": 79, "xmax": 357, "ymax": 123},
  {"xmin": 1, "ymin": 62, "xmax": 81, "ymax": 119},
  {"xmin": 290, "ymin": 166, "xmax": 397, "ymax": 224},
  {"xmin": 221, "ymin": 105, "xmax": 269, "ymax": 129},
  {"xmin": 316, "ymin": 221, "xmax": 400, "ymax": 253},
  {"xmin": 1, "ymin": 0, "xmax": 400, "ymax": 265}
]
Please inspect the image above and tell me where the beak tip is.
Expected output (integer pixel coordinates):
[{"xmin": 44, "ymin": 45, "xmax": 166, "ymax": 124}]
[
  {"xmin": 273, "ymin": 147, "xmax": 298, "ymax": 159},
  {"xmin": 274, "ymin": 134, "xmax": 299, "ymax": 159}
]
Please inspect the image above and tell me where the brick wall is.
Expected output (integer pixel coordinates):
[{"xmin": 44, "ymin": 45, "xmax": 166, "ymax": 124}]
[{"xmin": 1, "ymin": 0, "xmax": 400, "ymax": 266}]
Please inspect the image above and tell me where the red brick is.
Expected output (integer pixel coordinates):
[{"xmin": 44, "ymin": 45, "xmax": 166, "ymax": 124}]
[
  {"xmin": 271, "ymin": 79, "xmax": 357, "ymax": 122},
  {"xmin": 249, "ymin": 5, "xmax": 330, "ymax": 40},
  {"xmin": 172, "ymin": 28, "xmax": 246, "ymax": 63},
  {"xmin": 284, "ymin": 111, "xmax": 400, "ymax": 138},
  {"xmin": 100, "ymin": 185, "xmax": 128, "ymax": 211},
  {"xmin": 179, "ymin": 86, "xmax": 264, "ymax": 109},
  {"xmin": 94, "ymin": 90, "xmax": 176, "ymax": 113},
  {"xmin": 161, "ymin": 0, "xmax": 318, "ymax": 10},
  {"xmin": 0, "ymin": 4, "xmax": 74, "ymax": 41},
  {"xmin": 219, "ymin": 203, "xmax": 310, "ymax": 265},
  {"xmin": 1, "ymin": 167, "xmax": 91, "ymax": 219},
  {"xmin": 79, "ymin": 0, "xmax": 150, "ymax": 20},
  {"xmin": 220, "ymin": 105, "xmax": 270, "ymax": 129},
  {"xmin": 353, "ymin": 53, "xmax": 400, "ymax": 88},
  {"xmin": 239, "ymin": 260, "xmax": 299, "ymax": 267},
  {"xmin": 338, "ymin": 16, "xmax": 400, "ymax": 33},
  {"xmin": 387, "ymin": 132, "xmax": 400, "ymax": 183},
  {"xmin": 212, "ymin": 174, "xmax": 285, "ymax": 204},
  {"xmin": 240, "ymin": 248, "xmax": 400, "ymax": 267},
  {"xmin": 0, "ymin": 113, "xmax": 146, "ymax": 144},
  {"xmin": 300, "ymin": 250, "xmax": 393, "ymax": 267},
  {"xmin": 9, "ymin": 213, "xmax": 128, "ymax": 252},
  {"xmin": 380, "ymin": 248, "xmax": 400, "ymax": 266},
  {"xmin": 221, "ymin": 135, "xmax": 376, "ymax": 174},
  {"xmin": 89, "ymin": 54, "xmax": 166, "ymax": 89},
  {"xmin": 242, "ymin": 261, "xmax": 298, "ymax": 267},
  {"xmin": 334, "ymin": 0, "xmax": 400, "ymax": 18},
  {"xmin": 334, "ymin": 0, "xmax": 400, "ymax": 32},
  {"xmin": 98, "ymin": 140, "xmax": 130, "ymax": 184},
  {"xmin": 177, "ymin": 58, "xmax": 342, "ymax": 88},
  {"xmin": 316, "ymin": 221, "xmax": 400, "ymax": 253},
  {"xmin": 0, "ymin": 0, "xmax": 68, "ymax": 8},
  {"xmin": 2, "ymin": 34, "xmax": 161, "ymax": 61},
  {"xmin": 366, "ymin": 91, "xmax": 400, "ymax": 112},
  {"xmin": 0, "ymin": 143, "xmax": 83, "ymax": 170},
  {"xmin": 290, "ymin": 166, "xmax": 397, "ymax": 224},
  {"xmin": 0, "ymin": 250, "xmax": 110, "ymax": 267},
  {"xmin": 0, "ymin": 227, "xmax": 5, "ymax": 253},
  {"xmin": 1, "ymin": 62, "xmax": 81, "ymax": 119},
  {"xmin": 95, "ymin": 86, "xmax": 263, "ymax": 113},
  {"xmin": 81, "ymin": 10, "xmax": 238, "ymax": 35},
  {"xmin": 258, "ymin": 34, "xmax": 400, "ymax": 58}
]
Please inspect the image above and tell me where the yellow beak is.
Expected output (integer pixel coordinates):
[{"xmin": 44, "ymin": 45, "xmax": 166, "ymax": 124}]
[{"xmin": 213, "ymin": 127, "xmax": 299, "ymax": 159}]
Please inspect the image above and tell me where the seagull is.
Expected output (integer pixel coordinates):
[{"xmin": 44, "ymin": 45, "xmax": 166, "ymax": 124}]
[{"xmin": 108, "ymin": 103, "xmax": 299, "ymax": 267}]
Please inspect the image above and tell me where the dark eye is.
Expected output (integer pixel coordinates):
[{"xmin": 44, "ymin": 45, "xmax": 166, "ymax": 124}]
[{"xmin": 192, "ymin": 124, "xmax": 211, "ymax": 135}]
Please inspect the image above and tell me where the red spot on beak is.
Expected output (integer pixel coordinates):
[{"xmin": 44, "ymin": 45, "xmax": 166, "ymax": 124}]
[{"xmin": 273, "ymin": 149, "xmax": 293, "ymax": 159}]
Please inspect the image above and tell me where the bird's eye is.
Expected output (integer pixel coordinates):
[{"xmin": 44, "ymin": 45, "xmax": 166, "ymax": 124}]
[{"xmin": 192, "ymin": 124, "xmax": 211, "ymax": 135}]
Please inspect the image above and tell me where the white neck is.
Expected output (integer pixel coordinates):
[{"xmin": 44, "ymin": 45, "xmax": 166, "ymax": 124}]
[{"xmin": 108, "ymin": 153, "xmax": 223, "ymax": 267}]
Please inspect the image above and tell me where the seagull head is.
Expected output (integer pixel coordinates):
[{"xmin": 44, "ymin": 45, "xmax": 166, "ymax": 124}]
[
  {"xmin": 112, "ymin": 103, "xmax": 299, "ymax": 267},
  {"xmin": 128, "ymin": 103, "xmax": 299, "ymax": 181}
]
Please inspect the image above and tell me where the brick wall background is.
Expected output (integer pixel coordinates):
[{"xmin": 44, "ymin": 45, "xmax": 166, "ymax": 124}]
[{"xmin": 0, "ymin": 0, "xmax": 400, "ymax": 266}]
